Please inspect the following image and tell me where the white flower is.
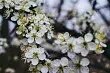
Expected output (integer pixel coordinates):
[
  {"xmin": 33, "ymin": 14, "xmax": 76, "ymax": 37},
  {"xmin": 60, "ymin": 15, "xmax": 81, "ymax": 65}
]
[
  {"xmin": 94, "ymin": 32, "xmax": 107, "ymax": 54},
  {"xmin": 55, "ymin": 32, "xmax": 77, "ymax": 53},
  {"xmin": 26, "ymin": 29, "xmax": 43, "ymax": 44},
  {"xmin": 51, "ymin": 57, "xmax": 69, "ymax": 73},
  {"xmin": 75, "ymin": 33, "xmax": 97, "ymax": 56},
  {"xmin": 25, "ymin": 47, "xmax": 46, "ymax": 65},
  {"xmin": 54, "ymin": 32, "xmax": 70, "ymax": 45},
  {"xmin": 95, "ymin": 32, "xmax": 107, "ymax": 47},
  {"xmin": 70, "ymin": 57, "xmax": 90, "ymax": 73}
]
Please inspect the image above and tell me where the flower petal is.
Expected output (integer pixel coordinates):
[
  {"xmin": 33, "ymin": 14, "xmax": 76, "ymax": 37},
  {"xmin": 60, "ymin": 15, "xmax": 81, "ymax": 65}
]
[
  {"xmin": 61, "ymin": 57, "xmax": 68, "ymax": 66},
  {"xmin": 76, "ymin": 37, "xmax": 84, "ymax": 44},
  {"xmin": 80, "ymin": 58, "xmax": 90, "ymax": 66},
  {"xmin": 41, "ymin": 66, "xmax": 48, "ymax": 73},
  {"xmin": 25, "ymin": 52, "xmax": 33, "ymax": 58},
  {"xmin": 61, "ymin": 45, "xmax": 68, "ymax": 53},
  {"xmin": 81, "ymin": 49, "xmax": 89, "ymax": 56},
  {"xmin": 64, "ymin": 32, "xmax": 70, "ymax": 39},
  {"xmin": 31, "ymin": 58, "xmax": 39, "ymax": 65},
  {"xmin": 37, "ymin": 48, "xmax": 45, "ymax": 54},
  {"xmin": 36, "ymin": 37, "xmax": 43, "ymax": 44},
  {"xmin": 85, "ymin": 33, "xmax": 93, "ymax": 42},
  {"xmin": 74, "ymin": 45, "xmax": 83, "ymax": 53},
  {"xmin": 27, "ymin": 37, "xmax": 34, "ymax": 43},
  {"xmin": 67, "ymin": 52, "xmax": 76, "ymax": 59},
  {"xmin": 52, "ymin": 59, "xmax": 60, "ymax": 67},
  {"xmin": 87, "ymin": 42, "xmax": 97, "ymax": 51},
  {"xmin": 81, "ymin": 66, "xmax": 89, "ymax": 73},
  {"xmin": 38, "ymin": 53, "xmax": 46, "ymax": 60},
  {"xmin": 100, "ymin": 42, "xmax": 107, "ymax": 47}
]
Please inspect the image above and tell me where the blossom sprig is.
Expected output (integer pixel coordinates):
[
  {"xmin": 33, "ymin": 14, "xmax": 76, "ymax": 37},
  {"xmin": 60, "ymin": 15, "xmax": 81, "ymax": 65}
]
[
  {"xmin": 15, "ymin": 13, "xmax": 53, "ymax": 44},
  {"xmin": 28, "ymin": 53, "xmax": 90, "ymax": 73},
  {"xmin": 54, "ymin": 32, "xmax": 107, "ymax": 57},
  {"xmin": 0, "ymin": 0, "xmax": 38, "ymax": 11}
]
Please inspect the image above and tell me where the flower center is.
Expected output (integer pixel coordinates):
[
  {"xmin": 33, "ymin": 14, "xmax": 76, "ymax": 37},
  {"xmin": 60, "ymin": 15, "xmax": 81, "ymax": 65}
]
[
  {"xmin": 82, "ymin": 42, "xmax": 87, "ymax": 47},
  {"xmin": 35, "ymin": 26, "xmax": 41, "ymax": 31},
  {"xmin": 32, "ymin": 33, "xmax": 37, "ymax": 38},
  {"xmin": 76, "ymin": 63, "xmax": 81, "ymax": 69},
  {"xmin": 33, "ymin": 52, "xmax": 38, "ymax": 57},
  {"xmin": 59, "ymin": 65, "xmax": 63, "ymax": 71},
  {"xmin": 69, "ymin": 44, "xmax": 73, "ymax": 49}
]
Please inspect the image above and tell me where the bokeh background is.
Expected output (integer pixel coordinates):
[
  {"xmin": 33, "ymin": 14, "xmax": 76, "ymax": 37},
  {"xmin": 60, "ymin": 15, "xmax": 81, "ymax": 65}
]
[{"xmin": 0, "ymin": 0, "xmax": 110, "ymax": 73}]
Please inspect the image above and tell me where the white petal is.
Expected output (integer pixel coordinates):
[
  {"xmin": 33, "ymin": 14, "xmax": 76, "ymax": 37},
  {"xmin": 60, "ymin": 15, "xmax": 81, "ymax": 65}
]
[
  {"xmin": 76, "ymin": 37, "xmax": 84, "ymax": 44},
  {"xmin": 52, "ymin": 59, "xmax": 60, "ymax": 67},
  {"xmin": 38, "ymin": 53, "xmax": 46, "ymax": 60},
  {"xmin": 49, "ymin": 67, "xmax": 58, "ymax": 73},
  {"xmin": 67, "ymin": 52, "xmax": 76, "ymax": 59},
  {"xmin": 61, "ymin": 45, "xmax": 68, "ymax": 53},
  {"xmin": 54, "ymin": 40, "xmax": 61, "ymax": 44},
  {"xmin": 80, "ymin": 58, "xmax": 90, "ymax": 66},
  {"xmin": 67, "ymin": 37, "xmax": 76, "ymax": 45},
  {"xmin": 17, "ymin": 20, "xmax": 22, "ymax": 25},
  {"xmin": 74, "ymin": 45, "xmax": 83, "ymax": 53},
  {"xmin": 64, "ymin": 32, "xmax": 70, "ymax": 39},
  {"xmin": 95, "ymin": 50, "xmax": 104, "ymax": 54},
  {"xmin": 87, "ymin": 42, "xmax": 97, "ymax": 50},
  {"xmin": 85, "ymin": 33, "xmax": 93, "ymax": 42},
  {"xmin": 72, "ymin": 56, "xmax": 80, "ymax": 64},
  {"xmin": 61, "ymin": 57, "xmax": 68, "ymax": 66},
  {"xmin": 11, "ymin": 16, "xmax": 18, "ymax": 21},
  {"xmin": 100, "ymin": 42, "xmax": 107, "ymax": 47},
  {"xmin": 27, "ymin": 37, "xmax": 34, "ymax": 43},
  {"xmin": 47, "ymin": 32, "xmax": 53, "ymax": 39},
  {"xmin": 81, "ymin": 49, "xmax": 89, "ymax": 56},
  {"xmin": 41, "ymin": 66, "xmax": 48, "ymax": 73},
  {"xmin": 31, "ymin": 58, "xmax": 39, "ymax": 65},
  {"xmin": 26, "ymin": 33, "xmax": 31, "ymax": 37},
  {"xmin": 37, "ymin": 48, "xmax": 45, "ymax": 54},
  {"xmin": 63, "ymin": 67, "xmax": 74, "ymax": 73},
  {"xmin": 15, "ymin": 6, "xmax": 21, "ymax": 10},
  {"xmin": 16, "ymin": 30, "xmax": 22, "ymax": 34},
  {"xmin": 31, "ymin": 29, "xmax": 36, "ymax": 33},
  {"xmin": 25, "ymin": 52, "xmax": 33, "ymax": 58},
  {"xmin": 81, "ymin": 66, "xmax": 89, "ymax": 73},
  {"xmin": 36, "ymin": 38, "xmax": 43, "ymax": 44},
  {"xmin": 95, "ymin": 39, "xmax": 99, "ymax": 44}
]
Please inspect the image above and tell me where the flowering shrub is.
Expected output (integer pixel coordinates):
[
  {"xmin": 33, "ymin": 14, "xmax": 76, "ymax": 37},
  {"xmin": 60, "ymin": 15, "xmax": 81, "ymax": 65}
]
[{"xmin": 0, "ymin": 0, "xmax": 109, "ymax": 73}]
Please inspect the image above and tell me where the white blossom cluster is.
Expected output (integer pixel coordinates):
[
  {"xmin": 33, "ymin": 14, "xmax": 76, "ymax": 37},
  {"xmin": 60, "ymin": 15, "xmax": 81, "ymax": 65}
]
[
  {"xmin": 28, "ymin": 51, "xmax": 90, "ymax": 73},
  {"xmin": 54, "ymin": 30, "xmax": 107, "ymax": 56},
  {"xmin": 0, "ymin": 0, "xmax": 39, "ymax": 11},
  {"xmin": 11, "ymin": 12, "xmax": 53, "ymax": 44},
  {"xmin": 0, "ymin": 0, "xmax": 109, "ymax": 73}
]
